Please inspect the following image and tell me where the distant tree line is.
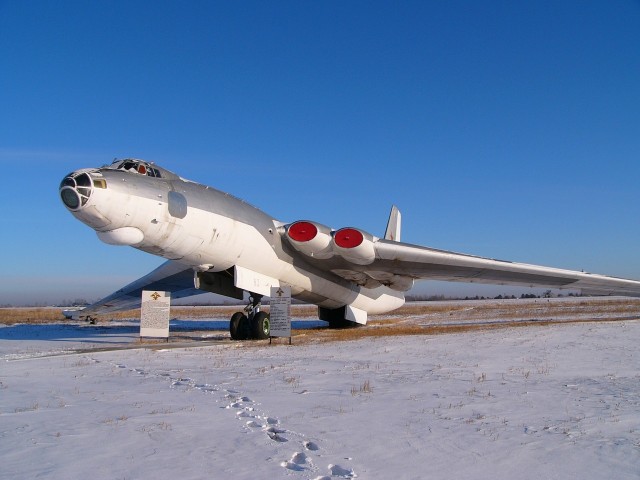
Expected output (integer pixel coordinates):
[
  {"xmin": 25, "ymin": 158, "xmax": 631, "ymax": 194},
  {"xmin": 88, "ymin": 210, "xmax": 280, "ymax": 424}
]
[
  {"xmin": 2, "ymin": 292, "xmax": 587, "ymax": 309},
  {"xmin": 406, "ymin": 291, "xmax": 584, "ymax": 302},
  {"xmin": 60, "ymin": 299, "xmax": 91, "ymax": 307}
]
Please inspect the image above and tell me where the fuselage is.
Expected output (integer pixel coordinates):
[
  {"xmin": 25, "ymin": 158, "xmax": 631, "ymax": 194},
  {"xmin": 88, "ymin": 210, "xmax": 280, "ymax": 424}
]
[{"xmin": 60, "ymin": 159, "xmax": 405, "ymax": 318}]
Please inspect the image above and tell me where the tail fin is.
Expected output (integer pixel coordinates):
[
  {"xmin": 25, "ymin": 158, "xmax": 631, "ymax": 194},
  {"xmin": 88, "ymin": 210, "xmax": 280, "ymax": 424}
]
[{"xmin": 384, "ymin": 205, "xmax": 401, "ymax": 242}]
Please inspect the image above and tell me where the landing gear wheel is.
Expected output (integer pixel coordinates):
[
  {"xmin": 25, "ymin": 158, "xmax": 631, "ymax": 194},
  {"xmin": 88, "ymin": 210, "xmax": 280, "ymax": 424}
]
[
  {"xmin": 230, "ymin": 312, "xmax": 249, "ymax": 340},
  {"xmin": 251, "ymin": 311, "xmax": 270, "ymax": 340}
]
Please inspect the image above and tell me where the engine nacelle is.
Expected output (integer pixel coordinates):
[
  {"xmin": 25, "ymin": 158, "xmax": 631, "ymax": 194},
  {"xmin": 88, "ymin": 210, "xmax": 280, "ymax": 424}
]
[
  {"xmin": 285, "ymin": 221, "xmax": 334, "ymax": 259},
  {"xmin": 332, "ymin": 227, "xmax": 376, "ymax": 265}
]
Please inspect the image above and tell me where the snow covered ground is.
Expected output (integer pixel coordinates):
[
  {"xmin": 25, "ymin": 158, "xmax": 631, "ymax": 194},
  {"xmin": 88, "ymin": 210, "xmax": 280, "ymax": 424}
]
[{"xmin": 2, "ymin": 314, "xmax": 640, "ymax": 479}]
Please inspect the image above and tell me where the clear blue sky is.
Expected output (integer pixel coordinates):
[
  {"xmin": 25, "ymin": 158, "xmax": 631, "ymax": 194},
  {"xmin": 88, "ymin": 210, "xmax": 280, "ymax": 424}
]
[{"xmin": 1, "ymin": 1, "xmax": 639, "ymax": 305}]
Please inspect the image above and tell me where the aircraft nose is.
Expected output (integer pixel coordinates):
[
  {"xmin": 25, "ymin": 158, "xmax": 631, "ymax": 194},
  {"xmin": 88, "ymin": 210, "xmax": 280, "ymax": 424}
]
[{"xmin": 59, "ymin": 169, "xmax": 95, "ymax": 210}]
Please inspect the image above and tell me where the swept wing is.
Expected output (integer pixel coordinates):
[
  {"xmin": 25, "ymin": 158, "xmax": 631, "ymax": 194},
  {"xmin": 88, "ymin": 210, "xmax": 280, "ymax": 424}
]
[
  {"xmin": 77, "ymin": 261, "xmax": 198, "ymax": 317},
  {"xmin": 372, "ymin": 239, "xmax": 640, "ymax": 296},
  {"xmin": 282, "ymin": 207, "xmax": 640, "ymax": 298}
]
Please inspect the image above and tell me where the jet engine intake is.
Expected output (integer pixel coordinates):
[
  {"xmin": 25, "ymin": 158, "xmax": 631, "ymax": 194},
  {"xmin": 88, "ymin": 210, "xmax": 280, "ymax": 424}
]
[
  {"xmin": 333, "ymin": 227, "xmax": 376, "ymax": 265},
  {"xmin": 285, "ymin": 221, "xmax": 334, "ymax": 259}
]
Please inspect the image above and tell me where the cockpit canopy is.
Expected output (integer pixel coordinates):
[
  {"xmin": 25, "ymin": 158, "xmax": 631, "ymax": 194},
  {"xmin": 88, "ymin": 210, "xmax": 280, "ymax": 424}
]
[{"xmin": 108, "ymin": 159, "xmax": 163, "ymax": 178}]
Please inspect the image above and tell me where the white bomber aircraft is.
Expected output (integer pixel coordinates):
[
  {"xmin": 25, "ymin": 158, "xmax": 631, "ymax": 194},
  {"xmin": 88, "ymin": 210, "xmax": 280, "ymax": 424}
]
[{"xmin": 60, "ymin": 159, "xmax": 640, "ymax": 339}]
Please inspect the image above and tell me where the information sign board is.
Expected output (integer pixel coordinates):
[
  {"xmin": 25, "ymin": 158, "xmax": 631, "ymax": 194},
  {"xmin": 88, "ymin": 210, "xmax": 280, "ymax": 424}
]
[
  {"xmin": 140, "ymin": 290, "xmax": 170, "ymax": 339},
  {"xmin": 269, "ymin": 286, "xmax": 291, "ymax": 338}
]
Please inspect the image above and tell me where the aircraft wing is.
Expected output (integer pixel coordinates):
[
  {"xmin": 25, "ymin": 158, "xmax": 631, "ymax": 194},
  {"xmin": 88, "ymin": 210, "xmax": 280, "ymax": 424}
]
[
  {"xmin": 327, "ymin": 238, "xmax": 640, "ymax": 297},
  {"xmin": 76, "ymin": 260, "xmax": 200, "ymax": 318},
  {"xmin": 76, "ymin": 222, "xmax": 640, "ymax": 321}
]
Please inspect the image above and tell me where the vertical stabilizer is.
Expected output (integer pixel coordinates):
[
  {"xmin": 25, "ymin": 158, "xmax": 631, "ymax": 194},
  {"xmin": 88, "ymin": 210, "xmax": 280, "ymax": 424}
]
[{"xmin": 384, "ymin": 205, "xmax": 401, "ymax": 242}]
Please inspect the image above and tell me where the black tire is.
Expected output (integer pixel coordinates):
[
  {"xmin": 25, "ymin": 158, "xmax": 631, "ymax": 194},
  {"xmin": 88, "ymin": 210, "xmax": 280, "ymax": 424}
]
[
  {"xmin": 250, "ymin": 311, "xmax": 270, "ymax": 340},
  {"xmin": 230, "ymin": 312, "xmax": 249, "ymax": 340}
]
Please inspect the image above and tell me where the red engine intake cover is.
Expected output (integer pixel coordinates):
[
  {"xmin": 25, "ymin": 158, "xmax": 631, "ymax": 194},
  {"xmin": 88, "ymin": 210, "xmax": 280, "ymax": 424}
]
[
  {"xmin": 287, "ymin": 221, "xmax": 318, "ymax": 242},
  {"xmin": 334, "ymin": 228, "xmax": 364, "ymax": 249}
]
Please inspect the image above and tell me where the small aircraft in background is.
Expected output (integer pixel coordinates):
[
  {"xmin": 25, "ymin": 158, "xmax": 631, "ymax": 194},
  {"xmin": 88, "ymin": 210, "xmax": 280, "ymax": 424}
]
[{"xmin": 60, "ymin": 159, "xmax": 640, "ymax": 339}]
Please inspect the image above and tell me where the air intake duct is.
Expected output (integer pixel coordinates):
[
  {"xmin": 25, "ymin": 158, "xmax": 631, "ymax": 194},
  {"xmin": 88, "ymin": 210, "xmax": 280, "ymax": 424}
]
[{"xmin": 285, "ymin": 221, "xmax": 334, "ymax": 259}]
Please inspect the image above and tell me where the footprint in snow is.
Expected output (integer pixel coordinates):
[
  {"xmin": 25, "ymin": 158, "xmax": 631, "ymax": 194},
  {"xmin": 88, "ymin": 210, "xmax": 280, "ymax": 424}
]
[
  {"xmin": 267, "ymin": 430, "xmax": 289, "ymax": 443},
  {"xmin": 264, "ymin": 426, "xmax": 286, "ymax": 434},
  {"xmin": 281, "ymin": 452, "xmax": 310, "ymax": 471},
  {"xmin": 264, "ymin": 424, "xmax": 288, "ymax": 443},
  {"xmin": 171, "ymin": 380, "xmax": 192, "ymax": 388},
  {"xmin": 329, "ymin": 464, "xmax": 357, "ymax": 478},
  {"xmin": 281, "ymin": 461, "xmax": 304, "ymax": 471},
  {"xmin": 226, "ymin": 394, "xmax": 255, "ymax": 410},
  {"xmin": 290, "ymin": 452, "xmax": 308, "ymax": 464},
  {"xmin": 304, "ymin": 441, "xmax": 319, "ymax": 451},
  {"xmin": 196, "ymin": 385, "xmax": 217, "ymax": 393}
]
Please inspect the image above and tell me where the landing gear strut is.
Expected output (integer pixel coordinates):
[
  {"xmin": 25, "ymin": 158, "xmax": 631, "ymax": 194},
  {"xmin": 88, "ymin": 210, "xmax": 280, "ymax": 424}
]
[{"xmin": 229, "ymin": 294, "xmax": 270, "ymax": 340}]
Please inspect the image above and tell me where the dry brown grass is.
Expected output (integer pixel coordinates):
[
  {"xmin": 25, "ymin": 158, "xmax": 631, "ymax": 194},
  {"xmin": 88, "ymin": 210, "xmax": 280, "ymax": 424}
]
[
  {"xmin": 2, "ymin": 297, "xmax": 638, "ymax": 338},
  {"xmin": 0, "ymin": 304, "xmax": 318, "ymax": 325},
  {"xmin": 291, "ymin": 317, "xmax": 640, "ymax": 345},
  {"xmin": 0, "ymin": 308, "xmax": 68, "ymax": 324},
  {"xmin": 283, "ymin": 297, "xmax": 640, "ymax": 345},
  {"xmin": 375, "ymin": 297, "xmax": 640, "ymax": 320},
  {"xmin": 290, "ymin": 320, "xmax": 521, "ymax": 344}
]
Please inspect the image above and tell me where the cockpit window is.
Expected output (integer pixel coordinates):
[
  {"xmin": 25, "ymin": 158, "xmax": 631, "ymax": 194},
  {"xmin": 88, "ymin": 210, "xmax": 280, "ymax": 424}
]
[{"xmin": 113, "ymin": 159, "xmax": 162, "ymax": 178}]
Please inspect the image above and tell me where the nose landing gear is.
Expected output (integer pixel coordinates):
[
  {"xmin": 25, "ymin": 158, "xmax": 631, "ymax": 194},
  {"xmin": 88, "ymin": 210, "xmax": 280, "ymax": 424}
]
[{"xmin": 229, "ymin": 294, "xmax": 271, "ymax": 340}]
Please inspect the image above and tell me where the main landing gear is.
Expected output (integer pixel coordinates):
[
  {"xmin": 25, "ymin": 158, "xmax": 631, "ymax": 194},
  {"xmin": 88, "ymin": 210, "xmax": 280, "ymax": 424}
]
[{"xmin": 229, "ymin": 294, "xmax": 271, "ymax": 340}]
